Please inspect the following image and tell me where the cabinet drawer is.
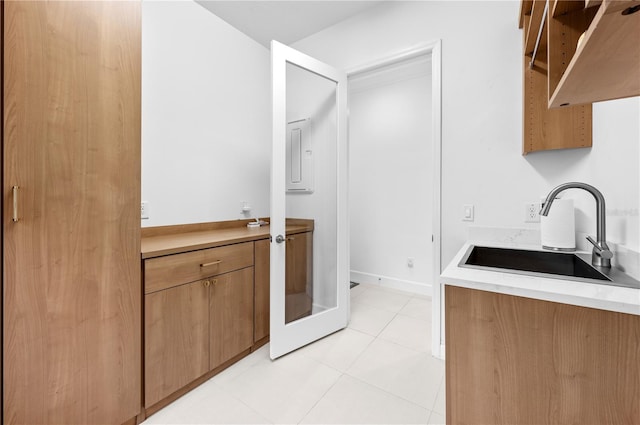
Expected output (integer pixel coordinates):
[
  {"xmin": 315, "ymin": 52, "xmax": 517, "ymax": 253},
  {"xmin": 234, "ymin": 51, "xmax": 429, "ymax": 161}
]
[{"xmin": 145, "ymin": 242, "xmax": 254, "ymax": 293}]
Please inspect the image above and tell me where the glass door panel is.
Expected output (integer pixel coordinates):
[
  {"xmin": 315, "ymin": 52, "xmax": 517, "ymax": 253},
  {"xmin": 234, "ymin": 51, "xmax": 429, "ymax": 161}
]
[{"xmin": 270, "ymin": 41, "xmax": 348, "ymax": 359}]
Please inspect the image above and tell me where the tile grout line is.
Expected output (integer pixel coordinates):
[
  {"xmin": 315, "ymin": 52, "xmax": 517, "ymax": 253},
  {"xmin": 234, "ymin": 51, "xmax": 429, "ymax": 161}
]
[
  {"xmin": 341, "ymin": 291, "xmax": 442, "ymax": 418},
  {"xmin": 297, "ymin": 294, "xmax": 382, "ymax": 424},
  {"xmin": 342, "ymin": 372, "xmax": 436, "ymax": 420},
  {"xmin": 210, "ymin": 366, "xmax": 276, "ymax": 425}
]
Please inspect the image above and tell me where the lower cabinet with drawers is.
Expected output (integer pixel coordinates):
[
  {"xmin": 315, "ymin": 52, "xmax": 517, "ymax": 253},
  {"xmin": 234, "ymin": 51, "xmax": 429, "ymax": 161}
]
[
  {"xmin": 143, "ymin": 240, "xmax": 261, "ymax": 413},
  {"xmin": 140, "ymin": 219, "xmax": 314, "ymax": 416}
]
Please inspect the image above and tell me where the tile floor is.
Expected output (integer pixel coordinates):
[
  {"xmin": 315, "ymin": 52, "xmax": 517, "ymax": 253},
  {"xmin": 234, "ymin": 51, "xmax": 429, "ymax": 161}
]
[{"xmin": 143, "ymin": 283, "xmax": 446, "ymax": 424}]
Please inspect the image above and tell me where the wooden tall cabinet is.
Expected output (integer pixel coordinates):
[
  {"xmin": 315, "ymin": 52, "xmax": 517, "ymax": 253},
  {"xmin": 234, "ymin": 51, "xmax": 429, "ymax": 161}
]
[{"xmin": 3, "ymin": 2, "xmax": 141, "ymax": 424}]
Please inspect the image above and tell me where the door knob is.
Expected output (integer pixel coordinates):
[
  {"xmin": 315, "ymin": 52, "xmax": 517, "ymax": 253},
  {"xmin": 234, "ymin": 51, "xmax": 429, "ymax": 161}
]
[{"xmin": 275, "ymin": 234, "xmax": 285, "ymax": 243}]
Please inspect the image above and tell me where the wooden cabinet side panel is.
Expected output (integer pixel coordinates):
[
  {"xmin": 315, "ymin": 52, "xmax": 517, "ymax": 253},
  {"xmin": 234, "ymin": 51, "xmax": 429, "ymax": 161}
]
[
  {"xmin": 1, "ymin": 1, "xmax": 4, "ymax": 419},
  {"xmin": 3, "ymin": 2, "xmax": 141, "ymax": 424},
  {"xmin": 445, "ymin": 285, "xmax": 640, "ymax": 424},
  {"xmin": 254, "ymin": 239, "xmax": 270, "ymax": 342},
  {"xmin": 144, "ymin": 282, "xmax": 209, "ymax": 408},
  {"xmin": 210, "ymin": 268, "xmax": 254, "ymax": 369},
  {"xmin": 523, "ymin": 54, "xmax": 592, "ymax": 154}
]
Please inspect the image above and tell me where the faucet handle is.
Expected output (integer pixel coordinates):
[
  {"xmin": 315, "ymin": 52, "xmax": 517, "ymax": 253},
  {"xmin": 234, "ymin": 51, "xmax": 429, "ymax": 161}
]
[{"xmin": 586, "ymin": 236, "xmax": 613, "ymax": 260}]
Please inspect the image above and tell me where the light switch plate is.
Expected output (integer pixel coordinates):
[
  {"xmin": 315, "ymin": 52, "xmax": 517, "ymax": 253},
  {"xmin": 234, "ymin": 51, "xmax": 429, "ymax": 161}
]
[{"xmin": 463, "ymin": 204, "xmax": 474, "ymax": 222}]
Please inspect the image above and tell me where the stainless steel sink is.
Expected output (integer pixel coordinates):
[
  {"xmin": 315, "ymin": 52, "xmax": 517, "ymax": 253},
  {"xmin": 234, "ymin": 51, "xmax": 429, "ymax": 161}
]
[{"xmin": 459, "ymin": 245, "xmax": 640, "ymax": 289}]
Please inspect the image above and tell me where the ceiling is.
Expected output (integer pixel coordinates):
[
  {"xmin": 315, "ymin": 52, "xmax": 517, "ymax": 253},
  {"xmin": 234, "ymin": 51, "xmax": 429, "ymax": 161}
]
[{"xmin": 195, "ymin": 1, "xmax": 386, "ymax": 48}]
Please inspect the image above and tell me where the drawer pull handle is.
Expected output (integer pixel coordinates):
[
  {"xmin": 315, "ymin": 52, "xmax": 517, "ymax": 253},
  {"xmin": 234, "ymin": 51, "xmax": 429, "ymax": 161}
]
[
  {"xmin": 200, "ymin": 260, "xmax": 222, "ymax": 268},
  {"xmin": 203, "ymin": 280, "xmax": 211, "ymax": 288},
  {"xmin": 12, "ymin": 186, "xmax": 19, "ymax": 222}
]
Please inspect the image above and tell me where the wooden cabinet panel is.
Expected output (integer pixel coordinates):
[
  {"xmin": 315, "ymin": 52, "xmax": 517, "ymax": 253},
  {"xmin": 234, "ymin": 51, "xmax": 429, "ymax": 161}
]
[
  {"xmin": 3, "ymin": 2, "xmax": 141, "ymax": 424},
  {"xmin": 548, "ymin": 0, "xmax": 640, "ymax": 107},
  {"xmin": 210, "ymin": 267, "xmax": 255, "ymax": 369},
  {"xmin": 254, "ymin": 239, "xmax": 270, "ymax": 342},
  {"xmin": 145, "ymin": 281, "xmax": 210, "ymax": 408},
  {"xmin": 519, "ymin": 0, "xmax": 592, "ymax": 154},
  {"xmin": 145, "ymin": 242, "xmax": 254, "ymax": 293},
  {"xmin": 285, "ymin": 231, "xmax": 313, "ymax": 323},
  {"xmin": 445, "ymin": 285, "xmax": 640, "ymax": 424}
]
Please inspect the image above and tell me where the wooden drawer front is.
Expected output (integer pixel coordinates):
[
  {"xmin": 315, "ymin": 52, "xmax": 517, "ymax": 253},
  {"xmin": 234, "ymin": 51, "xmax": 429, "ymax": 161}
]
[{"xmin": 145, "ymin": 242, "xmax": 254, "ymax": 293}]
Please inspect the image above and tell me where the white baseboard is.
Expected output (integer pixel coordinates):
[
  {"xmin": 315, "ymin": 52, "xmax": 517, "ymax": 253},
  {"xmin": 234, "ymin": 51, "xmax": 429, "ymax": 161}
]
[{"xmin": 350, "ymin": 270, "xmax": 432, "ymax": 297}]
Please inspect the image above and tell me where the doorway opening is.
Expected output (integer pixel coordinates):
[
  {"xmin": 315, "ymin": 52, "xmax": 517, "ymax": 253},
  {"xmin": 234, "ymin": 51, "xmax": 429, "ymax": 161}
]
[{"xmin": 346, "ymin": 42, "xmax": 443, "ymax": 358}]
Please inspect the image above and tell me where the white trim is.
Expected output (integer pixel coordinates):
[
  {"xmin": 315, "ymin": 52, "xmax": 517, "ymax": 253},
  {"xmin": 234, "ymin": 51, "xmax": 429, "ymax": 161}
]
[
  {"xmin": 350, "ymin": 271, "xmax": 432, "ymax": 297},
  {"xmin": 431, "ymin": 40, "xmax": 444, "ymax": 360},
  {"xmin": 346, "ymin": 40, "xmax": 444, "ymax": 359},
  {"xmin": 346, "ymin": 42, "xmax": 440, "ymax": 76}
]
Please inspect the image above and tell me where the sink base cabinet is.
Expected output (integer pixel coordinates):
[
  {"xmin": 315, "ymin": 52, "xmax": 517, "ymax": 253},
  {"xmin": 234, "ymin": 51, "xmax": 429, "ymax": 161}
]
[{"xmin": 445, "ymin": 285, "xmax": 640, "ymax": 425}]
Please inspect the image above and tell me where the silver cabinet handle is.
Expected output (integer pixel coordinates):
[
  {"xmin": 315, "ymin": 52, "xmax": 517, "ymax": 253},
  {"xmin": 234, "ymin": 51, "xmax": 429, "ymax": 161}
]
[
  {"xmin": 12, "ymin": 186, "xmax": 19, "ymax": 222},
  {"xmin": 275, "ymin": 235, "xmax": 285, "ymax": 244}
]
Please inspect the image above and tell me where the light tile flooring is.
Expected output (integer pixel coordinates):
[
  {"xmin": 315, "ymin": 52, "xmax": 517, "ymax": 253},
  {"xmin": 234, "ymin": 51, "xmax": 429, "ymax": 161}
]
[{"xmin": 143, "ymin": 283, "xmax": 445, "ymax": 424}]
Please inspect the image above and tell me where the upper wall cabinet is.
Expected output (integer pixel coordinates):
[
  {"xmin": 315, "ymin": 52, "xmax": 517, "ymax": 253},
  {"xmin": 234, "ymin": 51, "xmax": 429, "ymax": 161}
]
[
  {"xmin": 522, "ymin": 0, "xmax": 640, "ymax": 108},
  {"xmin": 520, "ymin": 0, "xmax": 592, "ymax": 154},
  {"xmin": 518, "ymin": 0, "xmax": 640, "ymax": 154}
]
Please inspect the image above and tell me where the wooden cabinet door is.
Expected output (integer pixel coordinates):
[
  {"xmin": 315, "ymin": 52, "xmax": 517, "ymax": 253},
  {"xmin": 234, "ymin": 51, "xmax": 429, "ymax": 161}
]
[
  {"xmin": 285, "ymin": 231, "xmax": 313, "ymax": 323},
  {"xmin": 446, "ymin": 285, "xmax": 640, "ymax": 424},
  {"xmin": 145, "ymin": 281, "xmax": 210, "ymax": 408},
  {"xmin": 210, "ymin": 267, "xmax": 254, "ymax": 369},
  {"xmin": 254, "ymin": 239, "xmax": 270, "ymax": 342},
  {"xmin": 3, "ymin": 2, "xmax": 141, "ymax": 424}
]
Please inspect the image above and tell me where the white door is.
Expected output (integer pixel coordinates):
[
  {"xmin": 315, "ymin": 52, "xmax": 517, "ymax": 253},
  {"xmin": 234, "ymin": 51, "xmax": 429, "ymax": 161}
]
[{"xmin": 270, "ymin": 41, "xmax": 349, "ymax": 359}]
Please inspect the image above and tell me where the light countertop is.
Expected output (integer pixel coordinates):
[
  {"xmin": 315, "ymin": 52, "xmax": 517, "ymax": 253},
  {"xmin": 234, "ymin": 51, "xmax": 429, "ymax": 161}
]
[{"xmin": 441, "ymin": 241, "xmax": 640, "ymax": 316}]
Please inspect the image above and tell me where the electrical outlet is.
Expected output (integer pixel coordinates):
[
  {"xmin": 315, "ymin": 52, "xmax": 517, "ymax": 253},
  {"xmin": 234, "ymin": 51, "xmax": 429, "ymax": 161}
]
[
  {"xmin": 407, "ymin": 257, "xmax": 415, "ymax": 268},
  {"xmin": 141, "ymin": 201, "xmax": 149, "ymax": 220},
  {"xmin": 525, "ymin": 202, "xmax": 540, "ymax": 223},
  {"xmin": 241, "ymin": 201, "xmax": 251, "ymax": 214}
]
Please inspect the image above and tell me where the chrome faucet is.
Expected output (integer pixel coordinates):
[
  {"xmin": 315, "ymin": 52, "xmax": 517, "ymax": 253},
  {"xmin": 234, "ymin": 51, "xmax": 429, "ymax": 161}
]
[{"xmin": 540, "ymin": 182, "xmax": 613, "ymax": 268}]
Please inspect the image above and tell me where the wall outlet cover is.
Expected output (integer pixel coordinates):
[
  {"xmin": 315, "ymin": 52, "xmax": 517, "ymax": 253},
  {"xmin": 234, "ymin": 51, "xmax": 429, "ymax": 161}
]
[
  {"xmin": 141, "ymin": 201, "xmax": 149, "ymax": 220},
  {"xmin": 525, "ymin": 202, "xmax": 540, "ymax": 223}
]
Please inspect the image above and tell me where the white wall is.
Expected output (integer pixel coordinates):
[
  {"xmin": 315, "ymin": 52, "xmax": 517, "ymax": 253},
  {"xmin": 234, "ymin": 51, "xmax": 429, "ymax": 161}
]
[
  {"xmin": 142, "ymin": 0, "xmax": 270, "ymax": 227},
  {"xmin": 292, "ymin": 1, "xmax": 639, "ymax": 277},
  {"xmin": 348, "ymin": 57, "xmax": 433, "ymax": 292}
]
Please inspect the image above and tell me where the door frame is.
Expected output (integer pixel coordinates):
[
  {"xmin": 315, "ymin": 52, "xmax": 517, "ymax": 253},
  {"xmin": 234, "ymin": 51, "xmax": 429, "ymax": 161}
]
[{"xmin": 345, "ymin": 40, "xmax": 443, "ymax": 359}]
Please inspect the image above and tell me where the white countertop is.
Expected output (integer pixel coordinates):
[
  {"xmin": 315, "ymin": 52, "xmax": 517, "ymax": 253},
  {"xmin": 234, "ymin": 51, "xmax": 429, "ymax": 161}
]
[{"xmin": 441, "ymin": 241, "xmax": 640, "ymax": 316}]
